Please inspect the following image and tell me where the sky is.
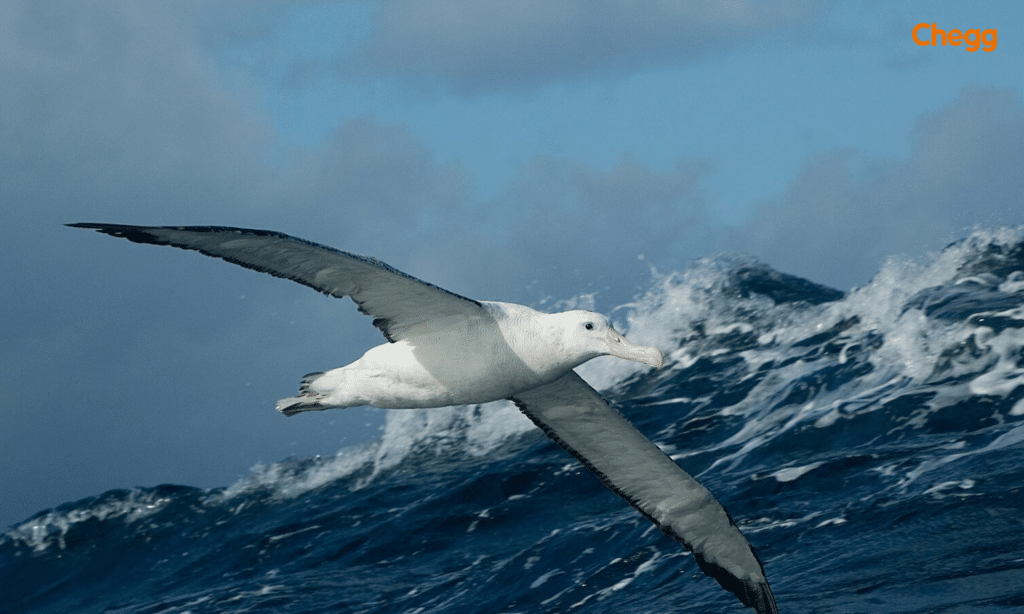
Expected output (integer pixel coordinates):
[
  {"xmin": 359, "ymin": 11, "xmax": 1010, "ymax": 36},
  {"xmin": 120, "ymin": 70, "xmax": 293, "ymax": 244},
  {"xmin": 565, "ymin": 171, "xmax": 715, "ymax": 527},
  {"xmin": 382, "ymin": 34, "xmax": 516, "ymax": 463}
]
[{"xmin": 2, "ymin": 0, "xmax": 1023, "ymax": 529}]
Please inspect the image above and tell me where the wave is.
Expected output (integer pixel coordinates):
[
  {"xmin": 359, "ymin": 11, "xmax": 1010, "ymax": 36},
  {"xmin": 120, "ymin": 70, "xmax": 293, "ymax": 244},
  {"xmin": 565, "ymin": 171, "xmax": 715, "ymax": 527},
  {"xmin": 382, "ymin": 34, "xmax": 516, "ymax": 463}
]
[{"xmin": 3, "ymin": 226, "xmax": 1024, "ymax": 613}]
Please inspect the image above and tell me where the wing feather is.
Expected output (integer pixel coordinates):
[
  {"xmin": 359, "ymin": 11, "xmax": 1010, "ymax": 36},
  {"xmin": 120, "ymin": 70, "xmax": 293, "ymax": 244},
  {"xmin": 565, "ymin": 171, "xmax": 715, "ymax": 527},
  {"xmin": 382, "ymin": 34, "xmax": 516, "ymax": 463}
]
[
  {"xmin": 511, "ymin": 372, "xmax": 777, "ymax": 614},
  {"xmin": 68, "ymin": 224, "xmax": 484, "ymax": 342}
]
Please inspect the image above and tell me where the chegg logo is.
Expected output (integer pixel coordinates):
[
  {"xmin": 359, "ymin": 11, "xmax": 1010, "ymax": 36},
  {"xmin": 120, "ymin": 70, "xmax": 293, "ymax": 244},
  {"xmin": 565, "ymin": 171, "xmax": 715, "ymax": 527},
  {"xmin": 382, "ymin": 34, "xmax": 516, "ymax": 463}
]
[{"xmin": 913, "ymin": 23, "xmax": 997, "ymax": 52}]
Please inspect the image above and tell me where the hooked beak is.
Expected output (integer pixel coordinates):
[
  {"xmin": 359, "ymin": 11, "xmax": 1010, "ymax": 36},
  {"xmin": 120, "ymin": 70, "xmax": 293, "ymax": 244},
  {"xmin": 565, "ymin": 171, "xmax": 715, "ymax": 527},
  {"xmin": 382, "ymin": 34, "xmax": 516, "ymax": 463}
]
[{"xmin": 605, "ymin": 328, "xmax": 663, "ymax": 368}]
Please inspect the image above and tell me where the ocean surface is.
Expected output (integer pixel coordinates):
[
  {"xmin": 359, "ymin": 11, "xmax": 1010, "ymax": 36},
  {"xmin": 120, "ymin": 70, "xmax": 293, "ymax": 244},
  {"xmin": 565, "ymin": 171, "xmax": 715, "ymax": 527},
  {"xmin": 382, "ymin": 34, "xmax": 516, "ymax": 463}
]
[{"xmin": 4, "ymin": 227, "xmax": 1024, "ymax": 613}]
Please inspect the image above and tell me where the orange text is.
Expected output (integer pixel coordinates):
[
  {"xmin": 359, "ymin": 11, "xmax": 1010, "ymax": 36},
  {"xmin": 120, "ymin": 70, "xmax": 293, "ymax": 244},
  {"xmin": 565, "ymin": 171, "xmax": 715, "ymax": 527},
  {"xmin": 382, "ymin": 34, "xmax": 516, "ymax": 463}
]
[{"xmin": 913, "ymin": 23, "xmax": 997, "ymax": 52}]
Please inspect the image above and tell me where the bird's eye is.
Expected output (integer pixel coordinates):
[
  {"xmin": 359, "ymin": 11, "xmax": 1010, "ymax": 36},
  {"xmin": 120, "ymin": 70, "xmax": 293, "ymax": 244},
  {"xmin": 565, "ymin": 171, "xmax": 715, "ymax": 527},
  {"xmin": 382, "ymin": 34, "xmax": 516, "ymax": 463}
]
[{"xmin": 584, "ymin": 322, "xmax": 594, "ymax": 330}]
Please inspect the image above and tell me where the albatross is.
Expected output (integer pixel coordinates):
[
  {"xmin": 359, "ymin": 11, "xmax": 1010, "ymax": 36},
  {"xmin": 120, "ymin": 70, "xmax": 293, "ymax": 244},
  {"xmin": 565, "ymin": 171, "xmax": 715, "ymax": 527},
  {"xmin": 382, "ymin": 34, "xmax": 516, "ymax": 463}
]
[{"xmin": 70, "ymin": 223, "xmax": 778, "ymax": 613}]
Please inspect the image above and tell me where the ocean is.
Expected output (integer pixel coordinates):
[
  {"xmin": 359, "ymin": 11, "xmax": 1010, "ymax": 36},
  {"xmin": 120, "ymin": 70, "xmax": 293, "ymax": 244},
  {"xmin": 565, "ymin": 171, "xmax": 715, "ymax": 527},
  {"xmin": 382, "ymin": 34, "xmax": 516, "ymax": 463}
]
[{"xmin": 3, "ymin": 227, "xmax": 1024, "ymax": 613}]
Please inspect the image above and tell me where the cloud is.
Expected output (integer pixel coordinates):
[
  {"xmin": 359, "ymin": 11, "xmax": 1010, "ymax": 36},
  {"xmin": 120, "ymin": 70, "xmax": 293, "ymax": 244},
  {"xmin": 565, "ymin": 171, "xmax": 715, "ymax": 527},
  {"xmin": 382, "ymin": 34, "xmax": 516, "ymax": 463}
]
[
  {"xmin": 359, "ymin": 0, "xmax": 824, "ymax": 93},
  {"xmin": 0, "ymin": 1, "xmax": 273, "ymax": 222},
  {"xmin": 290, "ymin": 118, "xmax": 475, "ymax": 249},
  {"xmin": 477, "ymin": 156, "xmax": 712, "ymax": 305},
  {"xmin": 736, "ymin": 86, "xmax": 1024, "ymax": 289},
  {"xmin": 281, "ymin": 116, "xmax": 713, "ymax": 308},
  {"xmin": 291, "ymin": 125, "xmax": 715, "ymax": 314},
  {"xmin": 0, "ymin": 0, "xmax": 307, "ymax": 527}
]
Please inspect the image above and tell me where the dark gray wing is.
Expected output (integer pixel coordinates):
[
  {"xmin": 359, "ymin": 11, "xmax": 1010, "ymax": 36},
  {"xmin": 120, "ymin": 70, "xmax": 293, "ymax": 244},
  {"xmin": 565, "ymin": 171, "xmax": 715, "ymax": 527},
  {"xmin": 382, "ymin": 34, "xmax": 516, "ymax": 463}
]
[
  {"xmin": 511, "ymin": 372, "xmax": 777, "ymax": 614},
  {"xmin": 68, "ymin": 224, "xmax": 485, "ymax": 342}
]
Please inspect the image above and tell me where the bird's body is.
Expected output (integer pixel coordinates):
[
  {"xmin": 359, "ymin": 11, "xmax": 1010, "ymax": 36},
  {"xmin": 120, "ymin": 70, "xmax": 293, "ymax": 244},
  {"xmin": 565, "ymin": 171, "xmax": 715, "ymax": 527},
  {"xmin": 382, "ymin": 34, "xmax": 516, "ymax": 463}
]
[
  {"xmin": 70, "ymin": 223, "xmax": 778, "ymax": 614},
  {"xmin": 279, "ymin": 301, "xmax": 660, "ymax": 413}
]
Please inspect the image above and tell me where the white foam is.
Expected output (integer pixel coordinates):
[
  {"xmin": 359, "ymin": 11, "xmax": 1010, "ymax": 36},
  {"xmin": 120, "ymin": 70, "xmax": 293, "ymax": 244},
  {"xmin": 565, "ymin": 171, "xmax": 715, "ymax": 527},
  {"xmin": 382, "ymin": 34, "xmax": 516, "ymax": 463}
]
[
  {"xmin": 924, "ymin": 478, "xmax": 976, "ymax": 497},
  {"xmin": 530, "ymin": 569, "xmax": 563, "ymax": 589},
  {"xmin": 815, "ymin": 517, "xmax": 847, "ymax": 528},
  {"xmin": 3, "ymin": 489, "xmax": 172, "ymax": 552},
  {"xmin": 772, "ymin": 462, "xmax": 824, "ymax": 482},
  {"xmin": 899, "ymin": 423, "xmax": 1024, "ymax": 490},
  {"xmin": 215, "ymin": 399, "xmax": 536, "ymax": 503},
  {"xmin": 968, "ymin": 311, "xmax": 1024, "ymax": 397},
  {"xmin": 567, "ymin": 549, "xmax": 670, "ymax": 609}
]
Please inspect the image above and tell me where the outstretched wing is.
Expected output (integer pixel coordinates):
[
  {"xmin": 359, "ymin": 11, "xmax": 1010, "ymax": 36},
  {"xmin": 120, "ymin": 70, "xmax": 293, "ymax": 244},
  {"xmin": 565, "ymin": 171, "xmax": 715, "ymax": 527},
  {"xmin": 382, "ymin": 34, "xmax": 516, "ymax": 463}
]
[
  {"xmin": 68, "ymin": 224, "xmax": 485, "ymax": 342},
  {"xmin": 511, "ymin": 372, "xmax": 777, "ymax": 614}
]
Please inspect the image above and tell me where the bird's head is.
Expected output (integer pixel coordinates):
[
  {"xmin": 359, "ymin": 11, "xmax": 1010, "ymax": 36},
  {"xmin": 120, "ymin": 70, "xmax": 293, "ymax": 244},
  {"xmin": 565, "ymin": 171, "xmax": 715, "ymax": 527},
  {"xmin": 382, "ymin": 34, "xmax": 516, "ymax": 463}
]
[{"xmin": 557, "ymin": 311, "xmax": 663, "ymax": 369}]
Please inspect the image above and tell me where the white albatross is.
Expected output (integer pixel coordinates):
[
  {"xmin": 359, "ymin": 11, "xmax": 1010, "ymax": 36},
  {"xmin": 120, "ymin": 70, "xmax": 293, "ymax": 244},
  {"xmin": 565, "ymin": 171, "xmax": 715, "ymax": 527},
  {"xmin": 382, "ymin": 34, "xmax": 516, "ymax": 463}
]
[{"xmin": 70, "ymin": 223, "xmax": 778, "ymax": 613}]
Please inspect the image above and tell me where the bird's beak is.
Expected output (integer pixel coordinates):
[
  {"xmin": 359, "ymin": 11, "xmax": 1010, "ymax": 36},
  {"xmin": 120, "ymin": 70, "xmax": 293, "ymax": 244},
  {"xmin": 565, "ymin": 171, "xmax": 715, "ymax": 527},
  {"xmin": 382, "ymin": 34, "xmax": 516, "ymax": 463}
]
[{"xmin": 605, "ymin": 328, "xmax": 663, "ymax": 368}]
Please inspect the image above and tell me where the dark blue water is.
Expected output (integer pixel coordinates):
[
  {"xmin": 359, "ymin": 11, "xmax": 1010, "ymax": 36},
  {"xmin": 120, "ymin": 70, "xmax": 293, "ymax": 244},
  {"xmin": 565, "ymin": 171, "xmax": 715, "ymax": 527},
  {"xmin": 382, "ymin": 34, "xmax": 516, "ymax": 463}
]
[{"xmin": 4, "ymin": 228, "xmax": 1024, "ymax": 613}]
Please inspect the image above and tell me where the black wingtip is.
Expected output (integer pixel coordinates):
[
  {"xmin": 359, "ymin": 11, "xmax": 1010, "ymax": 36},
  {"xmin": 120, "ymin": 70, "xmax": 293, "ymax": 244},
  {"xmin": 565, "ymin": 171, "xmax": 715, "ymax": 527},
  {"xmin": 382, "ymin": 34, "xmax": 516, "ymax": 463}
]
[
  {"xmin": 66, "ymin": 222, "xmax": 115, "ymax": 229},
  {"xmin": 693, "ymin": 551, "xmax": 778, "ymax": 614},
  {"xmin": 746, "ymin": 580, "xmax": 779, "ymax": 614},
  {"xmin": 724, "ymin": 575, "xmax": 778, "ymax": 614},
  {"xmin": 67, "ymin": 223, "xmax": 167, "ymax": 246}
]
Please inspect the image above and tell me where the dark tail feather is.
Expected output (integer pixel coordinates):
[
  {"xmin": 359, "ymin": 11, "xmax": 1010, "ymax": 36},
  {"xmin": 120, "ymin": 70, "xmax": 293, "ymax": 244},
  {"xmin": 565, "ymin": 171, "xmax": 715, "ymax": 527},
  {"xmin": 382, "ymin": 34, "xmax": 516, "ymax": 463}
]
[{"xmin": 276, "ymin": 371, "xmax": 329, "ymax": 417}]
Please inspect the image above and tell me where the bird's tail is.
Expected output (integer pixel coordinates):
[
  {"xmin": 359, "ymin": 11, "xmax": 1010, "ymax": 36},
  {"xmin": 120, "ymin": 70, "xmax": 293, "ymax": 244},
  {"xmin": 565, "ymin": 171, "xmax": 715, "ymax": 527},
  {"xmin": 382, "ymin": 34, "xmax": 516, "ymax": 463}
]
[{"xmin": 276, "ymin": 371, "xmax": 330, "ymax": 417}]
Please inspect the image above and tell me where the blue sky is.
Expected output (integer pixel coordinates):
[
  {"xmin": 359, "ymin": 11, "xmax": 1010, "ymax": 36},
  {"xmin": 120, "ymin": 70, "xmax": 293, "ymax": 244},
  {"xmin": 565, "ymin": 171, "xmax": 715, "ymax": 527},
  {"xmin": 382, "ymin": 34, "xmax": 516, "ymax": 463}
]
[{"xmin": 2, "ymin": 1, "xmax": 1023, "ymax": 528}]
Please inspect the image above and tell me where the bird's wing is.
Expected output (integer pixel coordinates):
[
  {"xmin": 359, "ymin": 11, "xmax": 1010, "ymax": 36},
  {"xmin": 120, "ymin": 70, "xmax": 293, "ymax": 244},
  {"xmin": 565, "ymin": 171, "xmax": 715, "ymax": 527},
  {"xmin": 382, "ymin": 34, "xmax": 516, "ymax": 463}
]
[
  {"xmin": 69, "ymin": 224, "xmax": 485, "ymax": 342},
  {"xmin": 510, "ymin": 372, "xmax": 777, "ymax": 614}
]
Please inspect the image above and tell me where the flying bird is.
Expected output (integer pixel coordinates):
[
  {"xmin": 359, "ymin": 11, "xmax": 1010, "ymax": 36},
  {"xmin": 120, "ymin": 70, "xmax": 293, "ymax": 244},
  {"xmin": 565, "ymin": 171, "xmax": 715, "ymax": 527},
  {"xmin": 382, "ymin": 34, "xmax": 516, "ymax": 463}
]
[{"xmin": 70, "ymin": 223, "xmax": 778, "ymax": 613}]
